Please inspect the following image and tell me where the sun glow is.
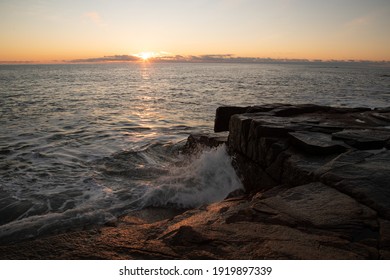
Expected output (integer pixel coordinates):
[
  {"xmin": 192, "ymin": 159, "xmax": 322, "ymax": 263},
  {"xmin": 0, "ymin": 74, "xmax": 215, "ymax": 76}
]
[{"xmin": 136, "ymin": 52, "xmax": 155, "ymax": 61}]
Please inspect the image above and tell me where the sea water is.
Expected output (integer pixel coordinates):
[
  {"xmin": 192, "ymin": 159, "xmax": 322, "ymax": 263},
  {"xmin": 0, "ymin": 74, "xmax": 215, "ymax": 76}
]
[{"xmin": 0, "ymin": 62, "xmax": 389, "ymax": 242}]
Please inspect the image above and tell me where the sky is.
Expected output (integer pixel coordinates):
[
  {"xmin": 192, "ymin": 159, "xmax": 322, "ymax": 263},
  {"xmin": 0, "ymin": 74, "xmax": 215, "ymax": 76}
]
[{"xmin": 0, "ymin": 0, "xmax": 389, "ymax": 62}]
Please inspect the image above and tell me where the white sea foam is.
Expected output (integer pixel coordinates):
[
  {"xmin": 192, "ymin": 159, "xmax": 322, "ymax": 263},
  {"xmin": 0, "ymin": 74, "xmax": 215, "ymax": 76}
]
[
  {"xmin": 139, "ymin": 144, "xmax": 243, "ymax": 208},
  {"xmin": 0, "ymin": 205, "xmax": 116, "ymax": 243},
  {"xmin": 0, "ymin": 144, "xmax": 242, "ymax": 242}
]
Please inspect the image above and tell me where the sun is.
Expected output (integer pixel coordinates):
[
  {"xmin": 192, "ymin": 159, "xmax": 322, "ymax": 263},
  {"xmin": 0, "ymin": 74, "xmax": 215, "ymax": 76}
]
[{"xmin": 136, "ymin": 52, "xmax": 154, "ymax": 61}]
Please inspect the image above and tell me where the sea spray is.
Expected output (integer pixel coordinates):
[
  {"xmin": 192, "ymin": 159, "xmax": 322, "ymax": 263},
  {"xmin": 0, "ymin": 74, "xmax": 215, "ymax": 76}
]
[
  {"xmin": 139, "ymin": 144, "xmax": 243, "ymax": 208},
  {"xmin": 0, "ymin": 143, "xmax": 242, "ymax": 243}
]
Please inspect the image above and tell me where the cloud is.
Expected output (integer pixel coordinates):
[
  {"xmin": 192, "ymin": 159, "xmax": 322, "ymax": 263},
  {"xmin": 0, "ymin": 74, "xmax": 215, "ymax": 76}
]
[
  {"xmin": 68, "ymin": 55, "xmax": 140, "ymax": 63},
  {"xmin": 152, "ymin": 54, "xmax": 310, "ymax": 63},
  {"xmin": 82, "ymin": 11, "xmax": 106, "ymax": 27},
  {"xmin": 67, "ymin": 53, "xmax": 306, "ymax": 64},
  {"xmin": 147, "ymin": 54, "xmax": 234, "ymax": 63},
  {"xmin": 0, "ymin": 60, "xmax": 37, "ymax": 64},
  {"xmin": 344, "ymin": 15, "xmax": 371, "ymax": 28},
  {"xmin": 187, "ymin": 54, "xmax": 235, "ymax": 62},
  {"xmin": 66, "ymin": 53, "xmax": 389, "ymax": 64}
]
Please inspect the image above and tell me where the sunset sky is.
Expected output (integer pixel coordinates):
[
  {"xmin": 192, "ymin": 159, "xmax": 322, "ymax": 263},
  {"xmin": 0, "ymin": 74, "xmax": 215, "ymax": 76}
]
[{"xmin": 1, "ymin": 0, "xmax": 389, "ymax": 62}]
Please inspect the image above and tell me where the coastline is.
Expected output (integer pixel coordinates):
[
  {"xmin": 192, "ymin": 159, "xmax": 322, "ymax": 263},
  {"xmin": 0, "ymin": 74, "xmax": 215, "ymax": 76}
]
[{"xmin": 1, "ymin": 104, "xmax": 390, "ymax": 259}]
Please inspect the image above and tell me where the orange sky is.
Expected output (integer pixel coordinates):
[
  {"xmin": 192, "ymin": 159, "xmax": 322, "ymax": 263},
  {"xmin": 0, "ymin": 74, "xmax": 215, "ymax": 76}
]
[{"xmin": 1, "ymin": 0, "xmax": 389, "ymax": 62}]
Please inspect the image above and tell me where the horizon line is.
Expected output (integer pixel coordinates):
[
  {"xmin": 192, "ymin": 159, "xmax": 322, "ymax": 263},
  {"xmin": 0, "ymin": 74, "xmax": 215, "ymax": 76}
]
[{"xmin": 1, "ymin": 54, "xmax": 390, "ymax": 65}]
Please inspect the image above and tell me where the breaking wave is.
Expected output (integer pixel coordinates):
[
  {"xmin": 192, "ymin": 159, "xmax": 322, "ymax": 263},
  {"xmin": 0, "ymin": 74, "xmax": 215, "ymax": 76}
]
[
  {"xmin": 138, "ymin": 144, "xmax": 243, "ymax": 208},
  {"xmin": 0, "ymin": 143, "xmax": 242, "ymax": 243}
]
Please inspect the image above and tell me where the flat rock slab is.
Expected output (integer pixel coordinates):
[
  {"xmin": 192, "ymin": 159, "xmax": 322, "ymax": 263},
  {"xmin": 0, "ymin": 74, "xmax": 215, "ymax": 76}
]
[
  {"xmin": 289, "ymin": 131, "xmax": 347, "ymax": 154},
  {"xmin": 332, "ymin": 129, "xmax": 390, "ymax": 150},
  {"xmin": 252, "ymin": 182, "xmax": 377, "ymax": 232},
  {"xmin": 319, "ymin": 150, "xmax": 390, "ymax": 219}
]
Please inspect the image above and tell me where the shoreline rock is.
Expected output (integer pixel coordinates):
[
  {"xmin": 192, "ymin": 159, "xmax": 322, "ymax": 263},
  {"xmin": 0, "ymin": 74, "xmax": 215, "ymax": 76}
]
[{"xmin": 1, "ymin": 104, "xmax": 389, "ymax": 259}]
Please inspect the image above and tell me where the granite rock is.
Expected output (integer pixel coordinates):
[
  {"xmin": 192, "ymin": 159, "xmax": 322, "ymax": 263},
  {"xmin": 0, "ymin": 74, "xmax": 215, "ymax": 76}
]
[
  {"xmin": 332, "ymin": 129, "xmax": 390, "ymax": 150},
  {"xmin": 214, "ymin": 106, "xmax": 249, "ymax": 132},
  {"xmin": 184, "ymin": 132, "xmax": 228, "ymax": 152},
  {"xmin": 289, "ymin": 131, "xmax": 347, "ymax": 154},
  {"xmin": 319, "ymin": 150, "xmax": 390, "ymax": 219}
]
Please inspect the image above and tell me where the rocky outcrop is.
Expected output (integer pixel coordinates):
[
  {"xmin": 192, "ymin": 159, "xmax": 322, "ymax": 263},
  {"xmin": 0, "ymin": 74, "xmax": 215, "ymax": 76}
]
[
  {"xmin": 183, "ymin": 132, "xmax": 229, "ymax": 152},
  {"xmin": 183, "ymin": 103, "xmax": 390, "ymax": 258},
  {"xmin": 214, "ymin": 104, "xmax": 390, "ymax": 218},
  {"xmin": 1, "ymin": 104, "xmax": 389, "ymax": 259}
]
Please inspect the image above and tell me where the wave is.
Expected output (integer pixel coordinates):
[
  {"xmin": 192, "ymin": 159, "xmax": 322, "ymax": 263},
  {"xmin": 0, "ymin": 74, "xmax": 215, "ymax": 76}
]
[
  {"xmin": 137, "ymin": 144, "xmax": 243, "ymax": 209},
  {"xmin": 0, "ymin": 142, "xmax": 242, "ymax": 243}
]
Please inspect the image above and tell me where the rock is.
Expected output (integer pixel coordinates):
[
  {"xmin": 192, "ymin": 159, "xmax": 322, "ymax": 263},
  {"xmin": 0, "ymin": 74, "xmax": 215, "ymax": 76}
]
[
  {"xmin": 371, "ymin": 113, "xmax": 390, "ymax": 122},
  {"xmin": 225, "ymin": 188, "xmax": 246, "ymax": 199},
  {"xmin": 214, "ymin": 106, "xmax": 248, "ymax": 132},
  {"xmin": 319, "ymin": 150, "xmax": 390, "ymax": 219},
  {"xmin": 228, "ymin": 114, "xmax": 253, "ymax": 155},
  {"xmin": 161, "ymin": 225, "xmax": 211, "ymax": 246},
  {"xmin": 289, "ymin": 131, "xmax": 347, "ymax": 155},
  {"xmin": 225, "ymin": 104, "xmax": 390, "ymax": 194},
  {"xmin": 251, "ymin": 182, "xmax": 377, "ymax": 232},
  {"xmin": 332, "ymin": 129, "xmax": 390, "ymax": 150},
  {"xmin": 272, "ymin": 104, "xmax": 330, "ymax": 117},
  {"xmin": 379, "ymin": 219, "xmax": 390, "ymax": 259},
  {"xmin": 261, "ymin": 138, "xmax": 290, "ymax": 168},
  {"xmin": 184, "ymin": 132, "xmax": 228, "ymax": 152},
  {"xmin": 376, "ymin": 107, "xmax": 390, "ymax": 113},
  {"xmin": 214, "ymin": 104, "xmax": 293, "ymax": 132},
  {"xmin": 265, "ymin": 150, "xmax": 290, "ymax": 182},
  {"xmin": 231, "ymin": 152, "xmax": 277, "ymax": 192},
  {"xmin": 281, "ymin": 150, "xmax": 335, "ymax": 186}
]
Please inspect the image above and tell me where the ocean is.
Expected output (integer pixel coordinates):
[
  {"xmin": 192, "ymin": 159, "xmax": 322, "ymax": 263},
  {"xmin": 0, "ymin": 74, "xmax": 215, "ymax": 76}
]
[{"xmin": 0, "ymin": 62, "xmax": 389, "ymax": 242}]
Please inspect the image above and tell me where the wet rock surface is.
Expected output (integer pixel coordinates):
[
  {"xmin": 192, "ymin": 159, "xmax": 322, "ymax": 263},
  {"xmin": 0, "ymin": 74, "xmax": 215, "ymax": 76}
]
[{"xmin": 1, "ymin": 104, "xmax": 390, "ymax": 259}]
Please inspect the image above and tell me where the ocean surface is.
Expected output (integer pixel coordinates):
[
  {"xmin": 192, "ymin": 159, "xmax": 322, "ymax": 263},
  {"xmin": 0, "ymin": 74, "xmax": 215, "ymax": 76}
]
[{"xmin": 1, "ymin": 62, "xmax": 389, "ymax": 242}]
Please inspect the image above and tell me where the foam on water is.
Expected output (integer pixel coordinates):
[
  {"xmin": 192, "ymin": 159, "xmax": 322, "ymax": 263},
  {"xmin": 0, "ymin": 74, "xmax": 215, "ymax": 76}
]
[
  {"xmin": 0, "ymin": 206, "xmax": 116, "ymax": 243},
  {"xmin": 0, "ymin": 143, "xmax": 242, "ymax": 242},
  {"xmin": 138, "ymin": 144, "xmax": 243, "ymax": 209},
  {"xmin": 0, "ymin": 177, "xmax": 117, "ymax": 242}
]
